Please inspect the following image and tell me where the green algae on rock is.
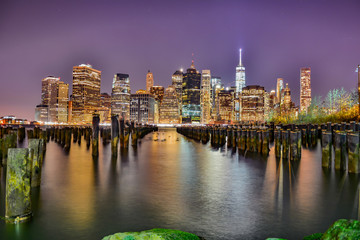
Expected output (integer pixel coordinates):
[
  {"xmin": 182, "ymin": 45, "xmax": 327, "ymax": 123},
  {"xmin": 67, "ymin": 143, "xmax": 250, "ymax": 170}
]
[
  {"xmin": 102, "ymin": 228, "xmax": 201, "ymax": 240},
  {"xmin": 321, "ymin": 219, "xmax": 360, "ymax": 240}
]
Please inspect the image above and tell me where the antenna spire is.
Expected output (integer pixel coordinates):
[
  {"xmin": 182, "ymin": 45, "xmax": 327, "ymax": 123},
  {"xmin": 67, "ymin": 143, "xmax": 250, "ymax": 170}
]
[{"xmin": 239, "ymin": 48, "xmax": 242, "ymax": 66}]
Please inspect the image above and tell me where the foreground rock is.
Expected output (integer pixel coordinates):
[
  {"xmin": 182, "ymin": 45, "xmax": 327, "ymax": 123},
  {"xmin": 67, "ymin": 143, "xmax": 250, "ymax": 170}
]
[
  {"xmin": 102, "ymin": 228, "xmax": 202, "ymax": 240},
  {"xmin": 267, "ymin": 219, "xmax": 360, "ymax": 240}
]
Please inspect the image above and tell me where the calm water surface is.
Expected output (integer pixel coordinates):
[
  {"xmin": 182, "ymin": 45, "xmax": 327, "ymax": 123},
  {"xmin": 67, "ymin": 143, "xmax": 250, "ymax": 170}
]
[{"xmin": 0, "ymin": 128, "xmax": 359, "ymax": 240}]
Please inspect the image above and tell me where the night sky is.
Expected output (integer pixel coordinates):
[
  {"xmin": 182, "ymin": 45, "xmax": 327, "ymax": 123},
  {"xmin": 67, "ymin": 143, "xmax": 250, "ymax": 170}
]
[{"xmin": 1, "ymin": 0, "xmax": 360, "ymax": 120}]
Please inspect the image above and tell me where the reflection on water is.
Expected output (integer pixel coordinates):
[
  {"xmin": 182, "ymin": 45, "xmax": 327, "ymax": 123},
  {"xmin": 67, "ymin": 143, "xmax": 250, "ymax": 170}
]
[{"xmin": 0, "ymin": 127, "xmax": 360, "ymax": 240}]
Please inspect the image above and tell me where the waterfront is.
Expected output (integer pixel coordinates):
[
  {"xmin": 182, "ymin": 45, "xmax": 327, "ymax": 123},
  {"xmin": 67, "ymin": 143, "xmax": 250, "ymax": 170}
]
[{"xmin": 0, "ymin": 127, "xmax": 359, "ymax": 240}]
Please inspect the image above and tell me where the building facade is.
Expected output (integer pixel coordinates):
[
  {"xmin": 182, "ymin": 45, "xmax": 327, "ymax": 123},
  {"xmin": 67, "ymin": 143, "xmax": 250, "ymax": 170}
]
[
  {"xmin": 235, "ymin": 48, "xmax": 246, "ymax": 97},
  {"xmin": 218, "ymin": 89, "xmax": 234, "ymax": 122},
  {"xmin": 172, "ymin": 70, "xmax": 183, "ymax": 117},
  {"xmin": 200, "ymin": 70, "xmax": 211, "ymax": 124},
  {"xmin": 300, "ymin": 67, "xmax": 311, "ymax": 113},
  {"xmin": 130, "ymin": 91, "xmax": 155, "ymax": 124},
  {"xmin": 241, "ymin": 85, "xmax": 265, "ymax": 123},
  {"xmin": 160, "ymin": 85, "xmax": 180, "ymax": 124},
  {"xmin": 35, "ymin": 104, "xmax": 49, "ymax": 122},
  {"xmin": 72, "ymin": 64, "xmax": 101, "ymax": 123},
  {"xmin": 112, "ymin": 73, "xmax": 131, "ymax": 121},
  {"xmin": 276, "ymin": 78, "xmax": 284, "ymax": 104},
  {"xmin": 146, "ymin": 70, "xmax": 154, "ymax": 93},
  {"xmin": 182, "ymin": 61, "xmax": 201, "ymax": 123},
  {"xmin": 99, "ymin": 93, "xmax": 111, "ymax": 123}
]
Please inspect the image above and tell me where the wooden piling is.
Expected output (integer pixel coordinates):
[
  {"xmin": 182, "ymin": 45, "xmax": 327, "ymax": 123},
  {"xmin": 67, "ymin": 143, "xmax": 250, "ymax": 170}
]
[
  {"xmin": 5, "ymin": 148, "xmax": 32, "ymax": 223},
  {"xmin": 92, "ymin": 114, "xmax": 100, "ymax": 157},
  {"xmin": 347, "ymin": 132, "xmax": 360, "ymax": 173},
  {"xmin": 334, "ymin": 131, "xmax": 347, "ymax": 171}
]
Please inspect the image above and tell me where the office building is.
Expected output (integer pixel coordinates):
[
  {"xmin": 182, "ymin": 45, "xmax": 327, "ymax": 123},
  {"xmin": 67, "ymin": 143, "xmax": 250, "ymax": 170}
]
[
  {"xmin": 241, "ymin": 85, "xmax": 265, "ymax": 123},
  {"xmin": 276, "ymin": 78, "xmax": 284, "ymax": 104},
  {"xmin": 146, "ymin": 70, "xmax": 154, "ymax": 93},
  {"xmin": 172, "ymin": 70, "xmax": 183, "ymax": 116},
  {"xmin": 112, "ymin": 73, "xmax": 131, "ymax": 121},
  {"xmin": 160, "ymin": 85, "xmax": 180, "ymax": 124},
  {"xmin": 300, "ymin": 68, "xmax": 311, "ymax": 113},
  {"xmin": 182, "ymin": 60, "xmax": 201, "ymax": 123},
  {"xmin": 35, "ymin": 104, "xmax": 49, "ymax": 122},
  {"xmin": 72, "ymin": 64, "xmax": 101, "ymax": 123},
  {"xmin": 130, "ymin": 90, "xmax": 155, "ymax": 124},
  {"xmin": 200, "ymin": 70, "xmax": 211, "ymax": 124},
  {"xmin": 218, "ymin": 89, "xmax": 234, "ymax": 122}
]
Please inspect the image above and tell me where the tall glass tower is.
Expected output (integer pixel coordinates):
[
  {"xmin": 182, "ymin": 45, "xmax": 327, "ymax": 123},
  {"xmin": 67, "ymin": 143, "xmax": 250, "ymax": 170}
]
[{"xmin": 235, "ymin": 48, "xmax": 246, "ymax": 97}]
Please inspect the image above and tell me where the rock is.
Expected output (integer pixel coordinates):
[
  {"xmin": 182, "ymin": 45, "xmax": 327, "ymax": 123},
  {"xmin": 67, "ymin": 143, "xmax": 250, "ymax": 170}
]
[
  {"xmin": 321, "ymin": 219, "xmax": 360, "ymax": 240},
  {"xmin": 303, "ymin": 233, "xmax": 322, "ymax": 240},
  {"xmin": 102, "ymin": 228, "xmax": 202, "ymax": 240}
]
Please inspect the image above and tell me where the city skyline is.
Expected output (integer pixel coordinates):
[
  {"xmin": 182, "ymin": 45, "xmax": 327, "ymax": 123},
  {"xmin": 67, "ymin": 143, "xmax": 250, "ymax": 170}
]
[{"xmin": 1, "ymin": 0, "xmax": 360, "ymax": 120}]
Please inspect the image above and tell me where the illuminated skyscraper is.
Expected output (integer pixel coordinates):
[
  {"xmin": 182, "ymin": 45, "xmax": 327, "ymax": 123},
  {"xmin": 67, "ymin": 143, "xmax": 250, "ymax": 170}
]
[
  {"xmin": 41, "ymin": 76, "xmax": 60, "ymax": 105},
  {"xmin": 35, "ymin": 104, "xmax": 49, "ymax": 122},
  {"xmin": 276, "ymin": 78, "xmax": 284, "ymax": 104},
  {"xmin": 200, "ymin": 70, "xmax": 211, "ymax": 124},
  {"xmin": 146, "ymin": 70, "xmax": 154, "ymax": 93},
  {"xmin": 130, "ymin": 90, "xmax": 155, "ymax": 124},
  {"xmin": 99, "ymin": 93, "xmax": 111, "ymax": 123},
  {"xmin": 72, "ymin": 64, "xmax": 101, "ymax": 123},
  {"xmin": 282, "ymin": 83, "xmax": 292, "ymax": 112},
  {"xmin": 218, "ymin": 89, "xmax": 234, "ymax": 122},
  {"xmin": 241, "ymin": 85, "xmax": 265, "ymax": 123},
  {"xmin": 300, "ymin": 68, "xmax": 311, "ymax": 113},
  {"xmin": 172, "ymin": 70, "xmax": 183, "ymax": 116},
  {"xmin": 182, "ymin": 60, "xmax": 201, "ymax": 123},
  {"xmin": 57, "ymin": 82, "xmax": 69, "ymax": 123},
  {"xmin": 235, "ymin": 48, "xmax": 246, "ymax": 97},
  {"xmin": 150, "ymin": 86, "xmax": 164, "ymax": 123},
  {"xmin": 112, "ymin": 73, "xmax": 131, "ymax": 121},
  {"xmin": 160, "ymin": 86, "xmax": 180, "ymax": 124}
]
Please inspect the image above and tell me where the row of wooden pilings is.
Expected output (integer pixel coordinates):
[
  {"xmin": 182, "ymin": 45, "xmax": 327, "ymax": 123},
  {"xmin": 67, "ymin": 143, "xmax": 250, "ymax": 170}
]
[
  {"xmin": 177, "ymin": 121, "xmax": 360, "ymax": 173},
  {"xmin": 0, "ymin": 114, "xmax": 156, "ymax": 224}
]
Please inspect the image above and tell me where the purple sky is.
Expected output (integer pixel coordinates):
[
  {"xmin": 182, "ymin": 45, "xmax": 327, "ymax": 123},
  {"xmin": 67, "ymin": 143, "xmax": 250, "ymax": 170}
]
[{"xmin": 1, "ymin": 0, "xmax": 360, "ymax": 120}]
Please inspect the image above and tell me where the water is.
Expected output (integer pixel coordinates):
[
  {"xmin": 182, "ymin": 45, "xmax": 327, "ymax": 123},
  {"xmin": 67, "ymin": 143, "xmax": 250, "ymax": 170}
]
[{"xmin": 0, "ymin": 128, "xmax": 359, "ymax": 240}]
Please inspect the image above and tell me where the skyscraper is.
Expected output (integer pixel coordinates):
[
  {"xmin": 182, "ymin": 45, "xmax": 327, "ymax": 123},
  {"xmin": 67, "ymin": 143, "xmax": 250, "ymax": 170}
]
[
  {"xmin": 112, "ymin": 73, "xmax": 131, "ymax": 121},
  {"xmin": 146, "ymin": 70, "xmax": 154, "ymax": 93},
  {"xmin": 57, "ymin": 82, "xmax": 69, "ymax": 123},
  {"xmin": 283, "ymin": 83, "xmax": 292, "ymax": 112},
  {"xmin": 218, "ymin": 89, "xmax": 234, "ymax": 122},
  {"xmin": 72, "ymin": 64, "xmax": 101, "ymax": 123},
  {"xmin": 172, "ymin": 70, "xmax": 183, "ymax": 117},
  {"xmin": 130, "ymin": 90, "xmax": 155, "ymax": 124},
  {"xmin": 200, "ymin": 70, "xmax": 211, "ymax": 124},
  {"xmin": 276, "ymin": 78, "xmax": 284, "ymax": 104},
  {"xmin": 235, "ymin": 48, "xmax": 246, "ymax": 97},
  {"xmin": 182, "ymin": 60, "xmax": 201, "ymax": 123},
  {"xmin": 160, "ymin": 85, "xmax": 180, "ymax": 124},
  {"xmin": 41, "ymin": 76, "xmax": 60, "ymax": 106},
  {"xmin": 300, "ymin": 67, "xmax": 311, "ymax": 113},
  {"xmin": 241, "ymin": 85, "xmax": 265, "ymax": 123}
]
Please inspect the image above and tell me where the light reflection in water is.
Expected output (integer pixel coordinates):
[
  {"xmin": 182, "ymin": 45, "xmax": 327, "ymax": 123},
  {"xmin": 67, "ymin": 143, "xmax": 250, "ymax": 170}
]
[{"xmin": 0, "ymin": 128, "xmax": 359, "ymax": 240}]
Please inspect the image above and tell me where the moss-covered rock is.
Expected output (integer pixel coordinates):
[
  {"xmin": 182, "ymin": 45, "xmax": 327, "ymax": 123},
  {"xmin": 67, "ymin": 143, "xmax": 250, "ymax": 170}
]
[
  {"xmin": 303, "ymin": 233, "xmax": 322, "ymax": 240},
  {"xmin": 102, "ymin": 228, "xmax": 201, "ymax": 240},
  {"xmin": 321, "ymin": 219, "xmax": 360, "ymax": 240}
]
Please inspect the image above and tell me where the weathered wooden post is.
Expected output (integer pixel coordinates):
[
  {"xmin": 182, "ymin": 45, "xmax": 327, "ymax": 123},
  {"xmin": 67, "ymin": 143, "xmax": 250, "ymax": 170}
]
[
  {"xmin": 5, "ymin": 148, "xmax": 33, "ymax": 223},
  {"xmin": 257, "ymin": 129, "xmax": 262, "ymax": 153},
  {"xmin": 2, "ymin": 132, "xmax": 17, "ymax": 165},
  {"xmin": 290, "ymin": 130, "xmax": 301, "ymax": 161},
  {"xmin": 28, "ymin": 139, "xmax": 43, "ymax": 187},
  {"xmin": 92, "ymin": 114, "xmax": 100, "ymax": 157},
  {"xmin": 131, "ymin": 122, "xmax": 139, "ymax": 146},
  {"xmin": 282, "ymin": 130, "xmax": 289, "ymax": 160},
  {"xmin": 111, "ymin": 115, "xmax": 119, "ymax": 156},
  {"xmin": 321, "ymin": 130, "xmax": 332, "ymax": 168},
  {"xmin": 73, "ymin": 127, "xmax": 78, "ymax": 143},
  {"xmin": 123, "ymin": 122, "xmax": 130, "ymax": 148},
  {"xmin": 77, "ymin": 128, "xmax": 82, "ymax": 145},
  {"xmin": 232, "ymin": 126, "xmax": 237, "ymax": 148},
  {"xmin": 64, "ymin": 128, "xmax": 71, "ymax": 152},
  {"xmin": 227, "ymin": 127, "xmax": 232, "ymax": 147},
  {"xmin": 347, "ymin": 132, "xmax": 360, "ymax": 173},
  {"xmin": 86, "ymin": 127, "xmax": 91, "ymax": 149},
  {"xmin": 18, "ymin": 127, "xmax": 25, "ymax": 143},
  {"xmin": 334, "ymin": 130, "xmax": 346, "ymax": 171},
  {"xmin": 274, "ymin": 128, "xmax": 281, "ymax": 159},
  {"xmin": 261, "ymin": 129, "xmax": 270, "ymax": 156},
  {"xmin": 60, "ymin": 128, "xmax": 65, "ymax": 146}
]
